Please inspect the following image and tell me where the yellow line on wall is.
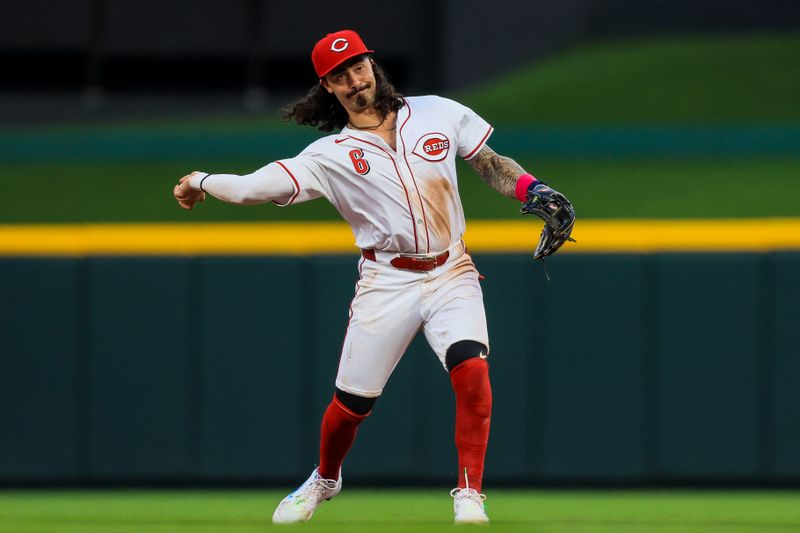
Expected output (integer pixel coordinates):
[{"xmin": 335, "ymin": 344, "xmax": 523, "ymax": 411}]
[{"xmin": 0, "ymin": 219, "xmax": 799, "ymax": 256}]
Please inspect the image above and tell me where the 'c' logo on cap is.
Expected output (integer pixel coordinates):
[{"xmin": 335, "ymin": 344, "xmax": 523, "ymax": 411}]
[{"xmin": 331, "ymin": 38, "xmax": 349, "ymax": 52}]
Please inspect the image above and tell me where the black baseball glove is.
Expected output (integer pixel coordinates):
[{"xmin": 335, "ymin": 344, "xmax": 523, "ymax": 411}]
[{"xmin": 520, "ymin": 181, "xmax": 576, "ymax": 260}]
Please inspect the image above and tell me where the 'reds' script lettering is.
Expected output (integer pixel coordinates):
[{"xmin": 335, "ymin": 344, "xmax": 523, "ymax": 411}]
[{"xmin": 412, "ymin": 133, "xmax": 451, "ymax": 162}]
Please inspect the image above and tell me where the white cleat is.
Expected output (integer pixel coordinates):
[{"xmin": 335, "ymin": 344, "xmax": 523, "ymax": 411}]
[
  {"xmin": 451, "ymin": 487, "xmax": 489, "ymax": 524},
  {"xmin": 272, "ymin": 468, "xmax": 342, "ymax": 524}
]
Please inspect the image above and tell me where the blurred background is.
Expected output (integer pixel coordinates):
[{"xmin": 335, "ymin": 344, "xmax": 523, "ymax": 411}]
[{"xmin": 1, "ymin": 0, "xmax": 799, "ymax": 505}]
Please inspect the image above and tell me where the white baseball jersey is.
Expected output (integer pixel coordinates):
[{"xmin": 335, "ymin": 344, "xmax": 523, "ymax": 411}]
[
  {"xmin": 191, "ymin": 95, "xmax": 494, "ymax": 397},
  {"xmin": 274, "ymin": 95, "xmax": 493, "ymax": 254},
  {"xmin": 276, "ymin": 95, "xmax": 493, "ymax": 396}
]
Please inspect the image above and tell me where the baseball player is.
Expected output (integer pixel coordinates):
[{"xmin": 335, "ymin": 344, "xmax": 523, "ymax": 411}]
[{"xmin": 173, "ymin": 29, "xmax": 574, "ymax": 525}]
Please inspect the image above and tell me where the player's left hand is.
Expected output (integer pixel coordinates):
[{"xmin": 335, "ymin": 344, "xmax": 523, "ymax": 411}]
[
  {"xmin": 520, "ymin": 181, "xmax": 576, "ymax": 260},
  {"xmin": 174, "ymin": 172, "xmax": 206, "ymax": 210}
]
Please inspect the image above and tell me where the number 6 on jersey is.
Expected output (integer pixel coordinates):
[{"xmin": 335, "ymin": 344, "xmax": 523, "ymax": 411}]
[{"xmin": 349, "ymin": 149, "xmax": 370, "ymax": 175}]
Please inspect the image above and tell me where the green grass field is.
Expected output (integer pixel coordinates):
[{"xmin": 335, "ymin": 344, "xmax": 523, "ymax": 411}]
[
  {"xmin": 460, "ymin": 33, "xmax": 800, "ymax": 125},
  {"xmin": 1, "ymin": 490, "xmax": 799, "ymax": 532},
  {"xmin": 1, "ymin": 157, "xmax": 798, "ymax": 223},
  {"xmin": 1, "ymin": 33, "xmax": 799, "ymax": 224}
]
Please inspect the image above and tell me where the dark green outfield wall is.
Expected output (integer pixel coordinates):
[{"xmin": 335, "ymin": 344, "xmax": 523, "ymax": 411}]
[{"xmin": 1, "ymin": 253, "xmax": 799, "ymax": 485}]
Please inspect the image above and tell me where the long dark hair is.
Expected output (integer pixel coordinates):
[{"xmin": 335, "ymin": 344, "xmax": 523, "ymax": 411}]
[{"xmin": 283, "ymin": 57, "xmax": 404, "ymax": 132}]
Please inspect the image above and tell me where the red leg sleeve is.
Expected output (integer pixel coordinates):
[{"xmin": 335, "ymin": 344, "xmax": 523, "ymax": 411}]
[
  {"xmin": 450, "ymin": 358, "xmax": 492, "ymax": 492},
  {"xmin": 317, "ymin": 396, "xmax": 369, "ymax": 480}
]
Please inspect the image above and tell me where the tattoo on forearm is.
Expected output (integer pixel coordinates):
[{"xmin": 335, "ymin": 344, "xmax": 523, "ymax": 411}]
[{"xmin": 466, "ymin": 145, "xmax": 526, "ymax": 199}]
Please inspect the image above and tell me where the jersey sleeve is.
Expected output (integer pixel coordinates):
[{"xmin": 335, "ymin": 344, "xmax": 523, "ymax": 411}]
[
  {"xmin": 271, "ymin": 148, "xmax": 332, "ymax": 207},
  {"xmin": 440, "ymin": 97, "xmax": 494, "ymax": 160}
]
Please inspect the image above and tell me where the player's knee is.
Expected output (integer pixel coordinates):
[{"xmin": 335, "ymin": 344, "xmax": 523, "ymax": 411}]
[
  {"xmin": 335, "ymin": 388, "xmax": 376, "ymax": 416},
  {"xmin": 445, "ymin": 340, "xmax": 488, "ymax": 373}
]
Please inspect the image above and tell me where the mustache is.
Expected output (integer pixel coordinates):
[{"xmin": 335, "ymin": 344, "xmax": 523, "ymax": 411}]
[{"xmin": 347, "ymin": 83, "xmax": 371, "ymax": 98}]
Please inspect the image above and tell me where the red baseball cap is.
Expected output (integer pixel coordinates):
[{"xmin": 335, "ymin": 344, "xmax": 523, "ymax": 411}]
[{"xmin": 312, "ymin": 29, "xmax": 374, "ymax": 78}]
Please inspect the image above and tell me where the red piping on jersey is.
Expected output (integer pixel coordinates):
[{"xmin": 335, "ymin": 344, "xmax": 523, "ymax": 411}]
[
  {"xmin": 337, "ymin": 134, "xmax": 420, "ymax": 253},
  {"xmin": 398, "ymin": 102, "xmax": 432, "ymax": 253},
  {"xmin": 273, "ymin": 160, "xmax": 301, "ymax": 206},
  {"xmin": 463, "ymin": 125, "xmax": 494, "ymax": 160}
]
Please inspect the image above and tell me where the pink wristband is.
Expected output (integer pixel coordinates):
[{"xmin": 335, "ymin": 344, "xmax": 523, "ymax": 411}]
[{"xmin": 515, "ymin": 173, "xmax": 537, "ymax": 202}]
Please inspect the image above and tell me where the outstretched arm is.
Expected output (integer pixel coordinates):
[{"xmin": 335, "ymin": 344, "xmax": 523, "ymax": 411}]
[
  {"xmin": 173, "ymin": 164, "xmax": 296, "ymax": 210},
  {"xmin": 466, "ymin": 144, "xmax": 527, "ymax": 199}
]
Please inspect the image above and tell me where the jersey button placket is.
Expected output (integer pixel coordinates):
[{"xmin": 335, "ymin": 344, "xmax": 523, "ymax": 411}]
[
  {"xmin": 394, "ymin": 153, "xmax": 424, "ymax": 253},
  {"xmin": 397, "ymin": 122, "xmax": 431, "ymax": 253}
]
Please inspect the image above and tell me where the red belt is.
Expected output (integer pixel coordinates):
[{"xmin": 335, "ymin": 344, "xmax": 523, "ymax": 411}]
[{"xmin": 361, "ymin": 249, "xmax": 450, "ymax": 271}]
